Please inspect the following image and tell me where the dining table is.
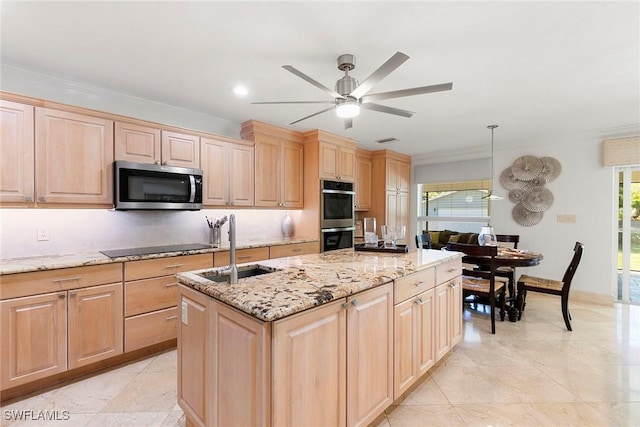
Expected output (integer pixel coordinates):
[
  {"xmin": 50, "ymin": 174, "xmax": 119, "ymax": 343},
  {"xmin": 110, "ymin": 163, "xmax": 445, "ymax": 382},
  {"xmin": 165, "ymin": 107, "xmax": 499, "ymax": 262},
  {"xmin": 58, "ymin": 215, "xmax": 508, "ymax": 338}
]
[{"xmin": 460, "ymin": 246, "xmax": 543, "ymax": 321}]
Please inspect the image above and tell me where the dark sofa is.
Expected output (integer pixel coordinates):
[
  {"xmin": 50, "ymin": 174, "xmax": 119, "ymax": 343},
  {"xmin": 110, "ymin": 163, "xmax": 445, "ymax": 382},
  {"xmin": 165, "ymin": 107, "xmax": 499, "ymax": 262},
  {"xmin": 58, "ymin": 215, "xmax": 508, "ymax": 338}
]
[{"xmin": 426, "ymin": 230, "xmax": 479, "ymax": 250}]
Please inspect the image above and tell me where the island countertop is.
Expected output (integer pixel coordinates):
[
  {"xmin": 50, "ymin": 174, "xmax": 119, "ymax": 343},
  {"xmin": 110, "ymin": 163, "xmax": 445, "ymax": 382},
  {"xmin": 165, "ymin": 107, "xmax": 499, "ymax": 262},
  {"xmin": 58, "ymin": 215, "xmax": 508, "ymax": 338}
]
[{"xmin": 177, "ymin": 248, "xmax": 463, "ymax": 322}]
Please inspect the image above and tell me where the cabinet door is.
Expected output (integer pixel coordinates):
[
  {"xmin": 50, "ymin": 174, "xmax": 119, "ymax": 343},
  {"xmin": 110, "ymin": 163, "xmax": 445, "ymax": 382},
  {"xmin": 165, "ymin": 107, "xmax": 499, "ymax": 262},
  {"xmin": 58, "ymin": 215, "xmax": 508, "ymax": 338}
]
[
  {"xmin": 434, "ymin": 283, "xmax": 450, "ymax": 361},
  {"xmin": 273, "ymin": 298, "xmax": 347, "ymax": 427},
  {"xmin": 280, "ymin": 140, "xmax": 303, "ymax": 208},
  {"xmin": 354, "ymin": 155, "xmax": 372, "ymax": 210},
  {"xmin": 416, "ymin": 288, "xmax": 436, "ymax": 376},
  {"xmin": 114, "ymin": 121, "xmax": 161, "ymax": 164},
  {"xmin": 0, "ymin": 100, "xmax": 34, "ymax": 205},
  {"xmin": 393, "ymin": 297, "xmax": 416, "ymax": 399},
  {"xmin": 161, "ymin": 130, "xmax": 200, "ymax": 168},
  {"xmin": 178, "ymin": 285, "xmax": 210, "ymax": 427},
  {"xmin": 1, "ymin": 292, "xmax": 67, "ymax": 390},
  {"xmin": 67, "ymin": 283, "xmax": 123, "ymax": 369},
  {"xmin": 449, "ymin": 277, "xmax": 463, "ymax": 348},
  {"xmin": 347, "ymin": 283, "xmax": 393, "ymax": 427},
  {"xmin": 338, "ymin": 146, "xmax": 355, "ymax": 182},
  {"xmin": 211, "ymin": 300, "xmax": 269, "ymax": 427},
  {"xmin": 254, "ymin": 137, "xmax": 280, "ymax": 207},
  {"xmin": 385, "ymin": 190, "xmax": 410, "ymax": 244},
  {"xmin": 228, "ymin": 142, "xmax": 255, "ymax": 206},
  {"xmin": 319, "ymin": 141, "xmax": 339, "ymax": 180},
  {"xmin": 35, "ymin": 108, "xmax": 114, "ymax": 205},
  {"xmin": 201, "ymin": 137, "xmax": 229, "ymax": 206},
  {"xmin": 397, "ymin": 161, "xmax": 410, "ymax": 192}
]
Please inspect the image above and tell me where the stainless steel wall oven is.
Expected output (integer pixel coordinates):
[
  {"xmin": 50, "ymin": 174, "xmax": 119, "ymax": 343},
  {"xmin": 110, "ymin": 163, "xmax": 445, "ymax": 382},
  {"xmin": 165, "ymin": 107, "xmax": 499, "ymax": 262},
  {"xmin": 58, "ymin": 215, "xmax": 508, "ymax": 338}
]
[{"xmin": 320, "ymin": 180, "xmax": 355, "ymax": 252}]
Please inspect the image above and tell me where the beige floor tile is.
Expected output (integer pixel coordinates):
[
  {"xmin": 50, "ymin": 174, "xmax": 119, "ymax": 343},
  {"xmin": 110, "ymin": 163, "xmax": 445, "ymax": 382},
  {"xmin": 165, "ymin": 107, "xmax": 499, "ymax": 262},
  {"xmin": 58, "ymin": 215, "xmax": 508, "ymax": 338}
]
[
  {"xmin": 3, "ymin": 413, "xmax": 95, "ymax": 427},
  {"xmin": 160, "ymin": 410, "xmax": 186, "ymax": 427},
  {"xmin": 385, "ymin": 404, "xmax": 465, "ymax": 427},
  {"xmin": 590, "ymin": 402, "xmax": 640, "ymax": 426},
  {"xmin": 453, "ymin": 403, "xmax": 544, "ymax": 427},
  {"xmin": 530, "ymin": 402, "xmax": 621, "ymax": 426},
  {"xmin": 143, "ymin": 349, "xmax": 177, "ymax": 373},
  {"xmin": 396, "ymin": 376, "xmax": 449, "ymax": 406},
  {"xmin": 87, "ymin": 411, "xmax": 171, "ymax": 426},
  {"xmin": 99, "ymin": 372, "xmax": 177, "ymax": 413}
]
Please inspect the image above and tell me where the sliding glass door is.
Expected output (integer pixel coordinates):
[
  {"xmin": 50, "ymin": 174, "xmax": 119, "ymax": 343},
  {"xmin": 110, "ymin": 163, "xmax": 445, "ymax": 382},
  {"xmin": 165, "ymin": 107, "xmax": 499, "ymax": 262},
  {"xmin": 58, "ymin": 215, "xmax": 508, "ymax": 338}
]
[{"xmin": 616, "ymin": 167, "xmax": 640, "ymax": 303}]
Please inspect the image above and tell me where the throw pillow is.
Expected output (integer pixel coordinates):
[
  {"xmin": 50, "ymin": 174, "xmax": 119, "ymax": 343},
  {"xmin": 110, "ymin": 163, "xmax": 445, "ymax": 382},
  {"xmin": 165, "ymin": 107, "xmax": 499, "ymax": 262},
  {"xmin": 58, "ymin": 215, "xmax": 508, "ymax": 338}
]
[
  {"xmin": 448, "ymin": 235, "xmax": 460, "ymax": 243},
  {"xmin": 468, "ymin": 233, "xmax": 479, "ymax": 245},
  {"xmin": 429, "ymin": 231, "xmax": 440, "ymax": 245},
  {"xmin": 439, "ymin": 229, "xmax": 454, "ymax": 244},
  {"xmin": 457, "ymin": 232, "xmax": 472, "ymax": 244}
]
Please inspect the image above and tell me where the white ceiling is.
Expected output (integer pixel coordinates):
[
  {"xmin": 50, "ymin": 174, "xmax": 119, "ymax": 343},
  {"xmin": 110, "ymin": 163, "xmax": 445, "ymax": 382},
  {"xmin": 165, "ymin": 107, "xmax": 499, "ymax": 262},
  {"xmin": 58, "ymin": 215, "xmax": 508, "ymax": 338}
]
[{"xmin": 1, "ymin": 1, "xmax": 639, "ymax": 157}]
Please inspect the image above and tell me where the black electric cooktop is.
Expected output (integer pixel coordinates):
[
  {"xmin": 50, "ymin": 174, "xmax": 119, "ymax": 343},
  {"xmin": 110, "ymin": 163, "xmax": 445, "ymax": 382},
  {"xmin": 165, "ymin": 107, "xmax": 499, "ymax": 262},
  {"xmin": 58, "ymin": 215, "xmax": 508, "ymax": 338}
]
[{"xmin": 100, "ymin": 243, "xmax": 213, "ymax": 258}]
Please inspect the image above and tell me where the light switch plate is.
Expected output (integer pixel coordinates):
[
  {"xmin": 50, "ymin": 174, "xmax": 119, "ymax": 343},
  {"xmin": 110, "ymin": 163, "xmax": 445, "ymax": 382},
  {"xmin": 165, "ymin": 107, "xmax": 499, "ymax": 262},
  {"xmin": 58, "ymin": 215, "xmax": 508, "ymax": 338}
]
[
  {"xmin": 37, "ymin": 225, "xmax": 50, "ymax": 241},
  {"xmin": 557, "ymin": 214, "xmax": 576, "ymax": 224}
]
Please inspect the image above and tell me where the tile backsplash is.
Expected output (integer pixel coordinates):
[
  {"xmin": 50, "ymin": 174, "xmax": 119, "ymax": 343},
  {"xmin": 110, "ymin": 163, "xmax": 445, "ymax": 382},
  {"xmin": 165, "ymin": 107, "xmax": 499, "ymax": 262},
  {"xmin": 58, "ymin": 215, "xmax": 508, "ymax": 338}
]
[{"xmin": 0, "ymin": 208, "xmax": 304, "ymax": 259}]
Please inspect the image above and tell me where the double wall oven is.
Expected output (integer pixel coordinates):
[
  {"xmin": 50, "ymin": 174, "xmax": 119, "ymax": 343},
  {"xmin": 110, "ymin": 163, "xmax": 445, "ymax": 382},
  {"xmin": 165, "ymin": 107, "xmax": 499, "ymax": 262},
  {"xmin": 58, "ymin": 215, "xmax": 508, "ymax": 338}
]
[{"xmin": 320, "ymin": 180, "xmax": 355, "ymax": 252}]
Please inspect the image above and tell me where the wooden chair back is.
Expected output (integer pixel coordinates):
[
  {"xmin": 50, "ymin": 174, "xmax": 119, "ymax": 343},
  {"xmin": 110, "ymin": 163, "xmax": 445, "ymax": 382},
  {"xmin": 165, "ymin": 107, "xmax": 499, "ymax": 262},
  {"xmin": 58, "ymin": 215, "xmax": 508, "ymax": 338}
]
[
  {"xmin": 496, "ymin": 234, "xmax": 520, "ymax": 249},
  {"xmin": 415, "ymin": 233, "xmax": 432, "ymax": 249},
  {"xmin": 562, "ymin": 242, "xmax": 584, "ymax": 291}
]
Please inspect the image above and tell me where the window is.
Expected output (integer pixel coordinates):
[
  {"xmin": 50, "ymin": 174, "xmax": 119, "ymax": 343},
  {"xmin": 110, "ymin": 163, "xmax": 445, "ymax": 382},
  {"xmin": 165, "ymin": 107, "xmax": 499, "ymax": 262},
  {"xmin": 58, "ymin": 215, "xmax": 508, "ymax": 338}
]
[{"xmin": 417, "ymin": 180, "xmax": 492, "ymax": 233}]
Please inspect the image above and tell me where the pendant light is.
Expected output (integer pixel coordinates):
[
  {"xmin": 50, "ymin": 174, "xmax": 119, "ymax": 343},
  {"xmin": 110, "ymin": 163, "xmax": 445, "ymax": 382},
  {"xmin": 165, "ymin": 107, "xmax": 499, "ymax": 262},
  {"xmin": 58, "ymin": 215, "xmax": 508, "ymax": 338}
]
[{"xmin": 483, "ymin": 124, "xmax": 503, "ymax": 201}]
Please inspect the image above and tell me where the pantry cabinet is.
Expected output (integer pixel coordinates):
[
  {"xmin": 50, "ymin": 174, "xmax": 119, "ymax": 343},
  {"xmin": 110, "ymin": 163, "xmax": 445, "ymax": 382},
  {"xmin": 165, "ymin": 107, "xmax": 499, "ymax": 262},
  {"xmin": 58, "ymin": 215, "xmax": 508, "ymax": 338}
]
[
  {"xmin": 201, "ymin": 136, "xmax": 254, "ymax": 207},
  {"xmin": 354, "ymin": 150, "xmax": 372, "ymax": 211},
  {"xmin": 115, "ymin": 122, "xmax": 200, "ymax": 168},
  {"xmin": 35, "ymin": 108, "xmax": 114, "ymax": 206},
  {"xmin": 0, "ymin": 100, "xmax": 34, "ymax": 205},
  {"xmin": 0, "ymin": 264, "xmax": 123, "ymax": 390}
]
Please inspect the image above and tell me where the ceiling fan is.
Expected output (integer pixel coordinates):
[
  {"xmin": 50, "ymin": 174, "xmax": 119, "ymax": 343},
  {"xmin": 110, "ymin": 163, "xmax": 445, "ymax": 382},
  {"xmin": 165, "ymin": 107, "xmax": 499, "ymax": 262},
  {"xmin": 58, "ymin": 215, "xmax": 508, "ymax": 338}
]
[{"xmin": 252, "ymin": 52, "xmax": 453, "ymax": 129}]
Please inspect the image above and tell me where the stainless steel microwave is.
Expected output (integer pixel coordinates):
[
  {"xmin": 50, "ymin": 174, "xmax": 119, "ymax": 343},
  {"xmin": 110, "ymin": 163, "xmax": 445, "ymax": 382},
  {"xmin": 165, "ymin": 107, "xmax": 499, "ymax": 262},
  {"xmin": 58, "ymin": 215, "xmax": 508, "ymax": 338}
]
[{"xmin": 114, "ymin": 161, "xmax": 203, "ymax": 210}]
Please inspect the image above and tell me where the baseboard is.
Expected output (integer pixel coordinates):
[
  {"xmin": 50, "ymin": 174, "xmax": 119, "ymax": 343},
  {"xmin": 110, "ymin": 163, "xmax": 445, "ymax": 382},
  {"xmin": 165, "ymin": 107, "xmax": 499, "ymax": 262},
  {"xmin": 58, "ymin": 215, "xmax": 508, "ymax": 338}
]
[{"xmin": 571, "ymin": 290, "xmax": 613, "ymax": 306}]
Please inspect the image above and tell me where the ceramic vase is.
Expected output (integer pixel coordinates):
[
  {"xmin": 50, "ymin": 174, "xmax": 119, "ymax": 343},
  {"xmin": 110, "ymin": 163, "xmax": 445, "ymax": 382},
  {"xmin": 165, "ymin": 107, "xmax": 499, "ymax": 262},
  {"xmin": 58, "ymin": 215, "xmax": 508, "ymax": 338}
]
[{"xmin": 281, "ymin": 212, "xmax": 293, "ymax": 237}]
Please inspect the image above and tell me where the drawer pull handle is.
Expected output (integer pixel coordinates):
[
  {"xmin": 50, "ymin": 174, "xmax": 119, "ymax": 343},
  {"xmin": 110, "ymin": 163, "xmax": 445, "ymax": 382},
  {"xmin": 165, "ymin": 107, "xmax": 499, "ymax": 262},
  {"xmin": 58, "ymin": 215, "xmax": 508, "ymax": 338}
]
[
  {"xmin": 165, "ymin": 315, "xmax": 178, "ymax": 321},
  {"xmin": 291, "ymin": 249, "xmax": 302, "ymax": 253},
  {"xmin": 414, "ymin": 280, "xmax": 427, "ymax": 287},
  {"xmin": 58, "ymin": 294, "xmax": 66, "ymax": 299},
  {"xmin": 165, "ymin": 283, "xmax": 178, "ymax": 287},
  {"xmin": 238, "ymin": 255, "xmax": 251, "ymax": 260},
  {"xmin": 52, "ymin": 276, "xmax": 82, "ymax": 283},
  {"xmin": 165, "ymin": 264, "xmax": 183, "ymax": 269},
  {"xmin": 415, "ymin": 297, "xmax": 424, "ymax": 305},
  {"xmin": 447, "ymin": 268, "xmax": 457, "ymax": 273}
]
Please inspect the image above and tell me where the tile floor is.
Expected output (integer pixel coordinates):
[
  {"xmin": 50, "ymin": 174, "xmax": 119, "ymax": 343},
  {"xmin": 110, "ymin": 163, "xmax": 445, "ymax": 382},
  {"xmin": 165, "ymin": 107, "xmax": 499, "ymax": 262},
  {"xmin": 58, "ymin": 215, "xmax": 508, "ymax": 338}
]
[{"xmin": 1, "ymin": 293, "xmax": 639, "ymax": 427}]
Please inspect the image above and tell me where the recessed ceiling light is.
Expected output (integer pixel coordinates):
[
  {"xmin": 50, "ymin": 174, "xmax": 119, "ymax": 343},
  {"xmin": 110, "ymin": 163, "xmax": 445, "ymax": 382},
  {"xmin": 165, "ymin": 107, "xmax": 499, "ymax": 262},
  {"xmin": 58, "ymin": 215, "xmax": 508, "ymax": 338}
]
[{"xmin": 233, "ymin": 85, "xmax": 249, "ymax": 96}]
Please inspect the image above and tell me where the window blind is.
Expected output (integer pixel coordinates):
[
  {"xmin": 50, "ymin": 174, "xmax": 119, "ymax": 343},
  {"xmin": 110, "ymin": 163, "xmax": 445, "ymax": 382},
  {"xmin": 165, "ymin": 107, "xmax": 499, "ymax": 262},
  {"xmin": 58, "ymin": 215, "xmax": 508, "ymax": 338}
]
[{"xmin": 603, "ymin": 136, "xmax": 640, "ymax": 166}]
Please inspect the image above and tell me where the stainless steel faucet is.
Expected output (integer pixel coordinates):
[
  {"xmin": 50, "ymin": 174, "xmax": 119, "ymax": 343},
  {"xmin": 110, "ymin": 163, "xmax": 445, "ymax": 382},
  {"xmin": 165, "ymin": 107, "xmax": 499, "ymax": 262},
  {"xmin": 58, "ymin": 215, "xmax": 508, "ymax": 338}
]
[{"xmin": 226, "ymin": 213, "xmax": 238, "ymax": 284}]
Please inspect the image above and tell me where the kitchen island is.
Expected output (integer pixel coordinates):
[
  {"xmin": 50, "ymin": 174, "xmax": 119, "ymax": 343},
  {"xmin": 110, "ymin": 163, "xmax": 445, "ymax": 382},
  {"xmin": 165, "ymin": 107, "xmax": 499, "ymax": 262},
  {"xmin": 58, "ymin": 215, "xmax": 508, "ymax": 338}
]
[{"xmin": 176, "ymin": 248, "xmax": 463, "ymax": 427}]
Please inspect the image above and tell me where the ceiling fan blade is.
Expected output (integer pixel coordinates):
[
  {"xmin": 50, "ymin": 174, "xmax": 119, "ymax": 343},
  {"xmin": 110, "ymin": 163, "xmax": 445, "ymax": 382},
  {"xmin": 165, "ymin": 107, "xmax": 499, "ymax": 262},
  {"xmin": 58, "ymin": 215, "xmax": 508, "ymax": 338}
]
[
  {"xmin": 282, "ymin": 65, "xmax": 345, "ymax": 100},
  {"xmin": 252, "ymin": 101, "xmax": 335, "ymax": 105},
  {"xmin": 349, "ymin": 51, "xmax": 410, "ymax": 100},
  {"xmin": 344, "ymin": 118, "xmax": 353, "ymax": 129},
  {"xmin": 361, "ymin": 102, "xmax": 414, "ymax": 118},
  {"xmin": 289, "ymin": 105, "xmax": 336, "ymax": 125},
  {"xmin": 361, "ymin": 82, "xmax": 453, "ymax": 103}
]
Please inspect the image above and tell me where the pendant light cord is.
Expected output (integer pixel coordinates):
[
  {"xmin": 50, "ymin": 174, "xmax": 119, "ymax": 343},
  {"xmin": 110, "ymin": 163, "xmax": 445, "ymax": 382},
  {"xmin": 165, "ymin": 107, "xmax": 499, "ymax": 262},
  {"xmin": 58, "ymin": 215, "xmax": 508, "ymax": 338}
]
[{"xmin": 487, "ymin": 125, "xmax": 498, "ymax": 194}]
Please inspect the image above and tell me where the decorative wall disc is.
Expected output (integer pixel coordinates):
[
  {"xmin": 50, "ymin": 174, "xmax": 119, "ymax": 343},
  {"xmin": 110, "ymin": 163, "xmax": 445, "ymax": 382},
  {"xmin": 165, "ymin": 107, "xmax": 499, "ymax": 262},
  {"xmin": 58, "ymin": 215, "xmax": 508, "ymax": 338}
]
[
  {"xmin": 511, "ymin": 155, "xmax": 544, "ymax": 181},
  {"xmin": 508, "ymin": 188, "xmax": 526, "ymax": 203},
  {"xmin": 521, "ymin": 187, "xmax": 554, "ymax": 212},
  {"xmin": 499, "ymin": 168, "xmax": 528, "ymax": 190},
  {"xmin": 512, "ymin": 203, "xmax": 543, "ymax": 227},
  {"xmin": 539, "ymin": 156, "xmax": 562, "ymax": 182}
]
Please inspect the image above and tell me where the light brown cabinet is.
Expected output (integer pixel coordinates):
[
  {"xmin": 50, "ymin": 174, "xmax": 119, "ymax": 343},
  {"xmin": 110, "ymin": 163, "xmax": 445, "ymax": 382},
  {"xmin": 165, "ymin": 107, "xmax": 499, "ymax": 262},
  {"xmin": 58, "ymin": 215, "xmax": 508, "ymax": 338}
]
[
  {"xmin": 1, "ymin": 278, "xmax": 123, "ymax": 390},
  {"xmin": 0, "ymin": 100, "xmax": 34, "ymax": 205},
  {"xmin": 269, "ymin": 241, "xmax": 319, "ymax": 259},
  {"xmin": 201, "ymin": 137, "xmax": 254, "ymax": 207},
  {"xmin": 385, "ymin": 157, "xmax": 410, "ymax": 192},
  {"xmin": 319, "ymin": 141, "xmax": 356, "ymax": 182},
  {"xmin": 370, "ymin": 150, "xmax": 411, "ymax": 242},
  {"xmin": 213, "ymin": 247, "xmax": 270, "ymax": 267},
  {"xmin": 254, "ymin": 135, "xmax": 304, "ymax": 208},
  {"xmin": 123, "ymin": 253, "xmax": 212, "ymax": 352},
  {"xmin": 434, "ymin": 260, "xmax": 463, "ymax": 361},
  {"xmin": 354, "ymin": 150, "xmax": 372, "ymax": 211},
  {"xmin": 35, "ymin": 107, "xmax": 114, "ymax": 206},
  {"xmin": 115, "ymin": 121, "xmax": 200, "ymax": 168}
]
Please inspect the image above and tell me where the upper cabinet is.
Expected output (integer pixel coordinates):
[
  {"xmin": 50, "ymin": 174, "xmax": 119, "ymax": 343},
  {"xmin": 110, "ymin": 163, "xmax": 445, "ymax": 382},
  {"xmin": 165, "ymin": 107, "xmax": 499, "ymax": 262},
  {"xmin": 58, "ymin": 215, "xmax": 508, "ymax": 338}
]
[
  {"xmin": 354, "ymin": 149, "xmax": 372, "ymax": 211},
  {"xmin": 115, "ymin": 121, "xmax": 200, "ymax": 168},
  {"xmin": 35, "ymin": 107, "xmax": 114, "ymax": 206},
  {"xmin": 0, "ymin": 100, "xmax": 35, "ymax": 206},
  {"xmin": 241, "ymin": 120, "xmax": 304, "ymax": 208},
  {"xmin": 386, "ymin": 157, "xmax": 410, "ymax": 192},
  {"xmin": 319, "ymin": 140, "xmax": 355, "ymax": 182},
  {"xmin": 201, "ymin": 136, "xmax": 254, "ymax": 207}
]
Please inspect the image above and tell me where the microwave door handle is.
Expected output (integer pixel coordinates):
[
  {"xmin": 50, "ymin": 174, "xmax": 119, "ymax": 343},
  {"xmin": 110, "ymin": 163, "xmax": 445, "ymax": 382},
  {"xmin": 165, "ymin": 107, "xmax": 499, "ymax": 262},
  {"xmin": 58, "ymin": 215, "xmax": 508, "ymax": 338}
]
[{"xmin": 189, "ymin": 175, "xmax": 196, "ymax": 203}]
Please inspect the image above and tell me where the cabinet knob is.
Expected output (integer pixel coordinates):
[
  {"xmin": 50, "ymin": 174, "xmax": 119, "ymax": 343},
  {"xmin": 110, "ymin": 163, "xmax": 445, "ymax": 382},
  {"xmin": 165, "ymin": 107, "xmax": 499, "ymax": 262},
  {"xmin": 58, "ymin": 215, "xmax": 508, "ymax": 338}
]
[
  {"xmin": 58, "ymin": 294, "xmax": 66, "ymax": 299},
  {"xmin": 351, "ymin": 299, "xmax": 358, "ymax": 307},
  {"xmin": 342, "ymin": 302, "xmax": 349, "ymax": 310},
  {"xmin": 154, "ymin": 161, "xmax": 161, "ymax": 165},
  {"xmin": 38, "ymin": 196, "xmax": 46, "ymax": 202},
  {"xmin": 25, "ymin": 196, "xmax": 33, "ymax": 202}
]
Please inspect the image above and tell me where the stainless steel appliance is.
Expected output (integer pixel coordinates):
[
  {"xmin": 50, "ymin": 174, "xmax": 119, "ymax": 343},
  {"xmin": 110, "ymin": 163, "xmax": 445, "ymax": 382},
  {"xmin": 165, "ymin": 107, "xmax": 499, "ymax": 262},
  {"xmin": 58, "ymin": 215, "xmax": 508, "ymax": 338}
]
[
  {"xmin": 320, "ymin": 180, "xmax": 355, "ymax": 252},
  {"xmin": 320, "ymin": 180, "xmax": 355, "ymax": 229},
  {"xmin": 114, "ymin": 160, "xmax": 203, "ymax": 210},
  {"xmin": 321, "ymin": 227, "xmax": 355, "ymax": 252}
]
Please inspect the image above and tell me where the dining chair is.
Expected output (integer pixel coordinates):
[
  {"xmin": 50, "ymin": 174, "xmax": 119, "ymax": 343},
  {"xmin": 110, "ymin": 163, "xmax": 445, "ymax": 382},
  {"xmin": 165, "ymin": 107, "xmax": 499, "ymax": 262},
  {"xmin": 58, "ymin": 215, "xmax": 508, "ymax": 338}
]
[
  {"xmin": 446, "ymin": 242, "xmax": 507, "ymax": 334},
  {"xmin": 495, "ymin": 234, "xmax": 520, "ymax": 297},
  {"xmin": 415, "ymin": 233, "xmax": 432, "ymax": 249},
  {"xmin": 516, "ymin": 241, "xmax": 584, "ymax": 331}
]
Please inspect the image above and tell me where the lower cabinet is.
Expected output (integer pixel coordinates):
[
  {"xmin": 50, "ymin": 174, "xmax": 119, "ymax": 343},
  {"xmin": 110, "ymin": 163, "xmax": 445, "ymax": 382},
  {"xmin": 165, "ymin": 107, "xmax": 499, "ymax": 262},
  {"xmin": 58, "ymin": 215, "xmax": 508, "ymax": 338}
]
[{"xmin": 1, "ymin": 282, "xmax": 123, "ymax": 390}]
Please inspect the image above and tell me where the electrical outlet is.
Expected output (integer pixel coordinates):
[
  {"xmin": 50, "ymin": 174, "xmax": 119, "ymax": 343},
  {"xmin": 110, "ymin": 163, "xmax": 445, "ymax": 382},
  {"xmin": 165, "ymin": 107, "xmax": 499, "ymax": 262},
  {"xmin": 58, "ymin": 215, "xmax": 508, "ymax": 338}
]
[
  {"xmin": 557, "ymin": 214, "xmax": 576, "ymax": 224},
  {"xmin": 37, "ymin": 225, "xmax": 50, "ymax": 241},
  {"xmin": 181, "ymin": 301, "xmax": 188, "ymax": 325}
]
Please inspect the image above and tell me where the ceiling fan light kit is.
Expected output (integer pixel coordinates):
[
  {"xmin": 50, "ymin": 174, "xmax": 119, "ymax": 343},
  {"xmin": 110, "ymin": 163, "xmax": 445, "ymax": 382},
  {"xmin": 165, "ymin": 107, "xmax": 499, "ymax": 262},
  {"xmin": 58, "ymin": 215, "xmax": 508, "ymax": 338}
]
[
  {"xmin": 252, "ymin": 51, "xmax": 453, "ymax": 129},
  {"xmin": 483, "ymin": 125, "xmax": 503, "ymax": 201}
]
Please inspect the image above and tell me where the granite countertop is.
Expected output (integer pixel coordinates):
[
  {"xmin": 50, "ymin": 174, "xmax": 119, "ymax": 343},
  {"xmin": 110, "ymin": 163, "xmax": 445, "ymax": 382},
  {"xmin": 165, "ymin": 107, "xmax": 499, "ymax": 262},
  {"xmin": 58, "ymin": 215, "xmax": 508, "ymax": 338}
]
[
  {"xmin": 0, "ymin": 237, "xmax": 318, "ymax": 275},
  {"xmin": 177, "ymin": 248, "xmax": 463, "ymax": 322}
]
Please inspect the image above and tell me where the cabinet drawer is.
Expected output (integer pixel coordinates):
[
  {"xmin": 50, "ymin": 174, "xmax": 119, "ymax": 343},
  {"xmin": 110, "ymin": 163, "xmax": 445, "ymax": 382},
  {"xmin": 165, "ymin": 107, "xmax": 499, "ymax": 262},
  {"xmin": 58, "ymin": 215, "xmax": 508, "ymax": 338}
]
[
  {"xmin": 125, "ymin": 307, "xmax": 177, "ymax": 352},
  {"xmin": 1, "ymin": 263, "xmax": 123, "ymax": 300},
  {"xmin": 124, "ymin": 253, "xmax": 212, "ymax": 281},
  {"xmin": 436, "ymin": 259, "xmax": 462, "ymax": 284},
  {"xmin": 394, "ymin": 267, "xmax": 435, "ymax": 304},
  {"xmin": 214, "ymin": 247, "xmax": 270, "ymax": 267},
  {"xmin": 125, "ymin": 276, "xmax": 178, "ymax": 317},
  {"xmin": 269, "ymin": 241, "xmax": 319, "ymax": 259}
]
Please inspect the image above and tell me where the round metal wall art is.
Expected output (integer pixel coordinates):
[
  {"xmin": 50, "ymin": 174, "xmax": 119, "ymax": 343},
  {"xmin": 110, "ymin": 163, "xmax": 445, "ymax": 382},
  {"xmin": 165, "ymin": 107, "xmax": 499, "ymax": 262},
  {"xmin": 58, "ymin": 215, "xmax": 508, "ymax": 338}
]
[{"xmin": 500, "ymin": 155, "xmax": 561, "ymax": 227}]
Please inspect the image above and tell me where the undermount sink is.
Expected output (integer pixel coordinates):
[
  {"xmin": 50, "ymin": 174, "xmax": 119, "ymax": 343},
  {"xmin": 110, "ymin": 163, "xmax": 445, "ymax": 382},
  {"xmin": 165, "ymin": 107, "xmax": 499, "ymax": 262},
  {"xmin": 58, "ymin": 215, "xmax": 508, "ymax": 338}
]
[{"xmin": 200, "ymin": 264, "xmax": 279, "ymax": 283}]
